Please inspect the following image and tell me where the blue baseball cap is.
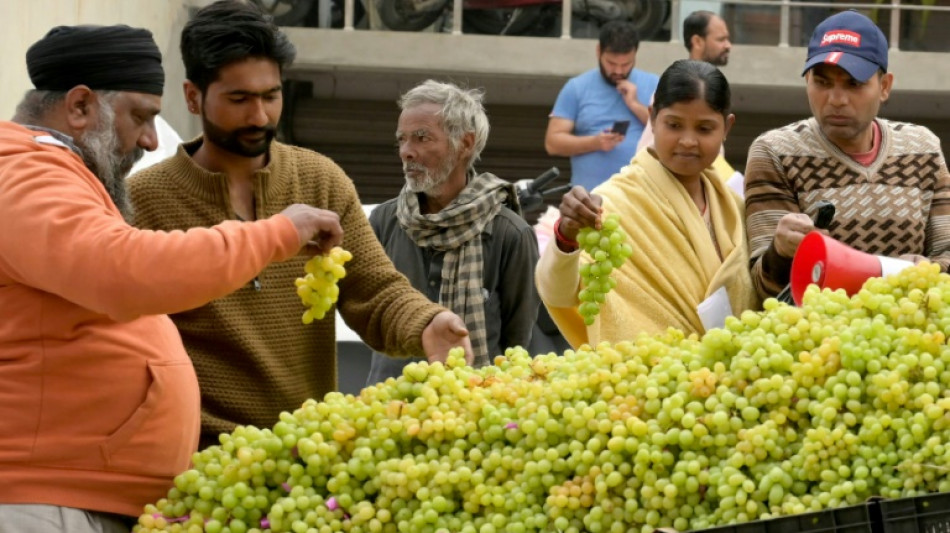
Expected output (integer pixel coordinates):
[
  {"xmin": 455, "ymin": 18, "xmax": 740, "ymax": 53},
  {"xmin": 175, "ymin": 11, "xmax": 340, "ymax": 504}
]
[{"xmin": 802, "ymin": 10, "xmax": 888, "ymax": 82}]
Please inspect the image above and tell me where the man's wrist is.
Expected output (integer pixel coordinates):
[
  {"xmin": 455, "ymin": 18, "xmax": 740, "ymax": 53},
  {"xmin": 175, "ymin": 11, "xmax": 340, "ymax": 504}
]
[
  {"xmin": 589, "ymin": 134, "xmax": 603, "ymax": 153},
  {"xmin": 763, "ymin": 240, "xmax": 793, "ymax": 286},
  {"xmin": 629, "ymin": 102, "xmax": 647, "ymax": 123}
]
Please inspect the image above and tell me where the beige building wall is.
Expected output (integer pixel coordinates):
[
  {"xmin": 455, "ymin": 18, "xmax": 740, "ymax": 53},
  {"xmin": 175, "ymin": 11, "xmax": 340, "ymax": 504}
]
[{"xmin": 0, "ymin": 0, "xmax": 201, "ymax": 139}]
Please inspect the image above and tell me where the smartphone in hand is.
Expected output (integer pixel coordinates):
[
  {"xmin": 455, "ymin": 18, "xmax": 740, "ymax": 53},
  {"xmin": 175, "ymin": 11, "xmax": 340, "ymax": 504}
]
[{"xmin": 610, "ymin": 120, "xmax": 630, "ymax": 135}]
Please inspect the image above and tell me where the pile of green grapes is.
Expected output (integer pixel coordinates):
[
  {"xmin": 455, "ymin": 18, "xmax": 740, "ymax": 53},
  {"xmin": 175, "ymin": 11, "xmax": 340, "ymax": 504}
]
[
  {"xmin": 295, "ymin": 247, "xmax": 353, "ymax": 324},
  {"xmin": 576, "ymin": 213, "xmax": 633, "ymax": 325},
  {"xmin": 138, "ymin": 263, "xmax": 950, "ymax": 533}
]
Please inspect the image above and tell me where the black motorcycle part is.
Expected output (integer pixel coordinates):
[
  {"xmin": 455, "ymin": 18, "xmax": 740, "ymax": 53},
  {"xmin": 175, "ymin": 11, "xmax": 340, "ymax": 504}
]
[
  {"xmin": 377, "ymin": 0, "xmax": 446, "ymax": 31},
  {"xmin": 463, "ymin": 6, "xmax": 546, "ymax": 35},
  {"xmin": 250, "ymin": 0, "xmax": 316, "ymax": 26}
]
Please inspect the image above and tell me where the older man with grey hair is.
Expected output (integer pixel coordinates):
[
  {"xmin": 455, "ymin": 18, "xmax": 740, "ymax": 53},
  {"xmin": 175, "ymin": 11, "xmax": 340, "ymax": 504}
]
[{"xmin": 366, "ymin": 79, "xmax": 540, "ymax": 384}]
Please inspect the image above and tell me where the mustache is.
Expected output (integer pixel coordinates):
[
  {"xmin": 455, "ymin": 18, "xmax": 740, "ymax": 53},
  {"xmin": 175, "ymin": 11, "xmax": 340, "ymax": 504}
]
[
  {"xmin": 127, "ymin": 147, "xmax": 145, "ymax": 166},
  {"xmin": 235, "ymin": 125, "xmax": 276, "ymax": 136},
  {"xmin": 403, "ymin": 162, "xmax": 428, "ymax": 173}
]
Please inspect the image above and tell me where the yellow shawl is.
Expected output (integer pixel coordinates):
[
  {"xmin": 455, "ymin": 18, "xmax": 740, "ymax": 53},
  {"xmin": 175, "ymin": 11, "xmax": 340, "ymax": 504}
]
[{"xmin": 540, "ymin": 149, "xmax": 759, "ymax": 348}]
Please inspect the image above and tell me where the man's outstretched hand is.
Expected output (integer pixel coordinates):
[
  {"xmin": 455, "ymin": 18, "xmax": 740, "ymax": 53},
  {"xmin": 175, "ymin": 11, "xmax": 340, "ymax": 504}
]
[
  {"xmin": 422, "ymin": 311, "xmax": 474, "ymax": 365},
  {"xmin": 279, "ymin": 204, "xmax": 344, "ymax": 255}
]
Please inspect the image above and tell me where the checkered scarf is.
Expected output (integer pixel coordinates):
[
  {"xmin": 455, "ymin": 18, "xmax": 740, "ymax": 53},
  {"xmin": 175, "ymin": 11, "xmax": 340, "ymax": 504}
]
[{"xmin": 396, "ymin": 172, "xmax": 519, "ymax": 367}]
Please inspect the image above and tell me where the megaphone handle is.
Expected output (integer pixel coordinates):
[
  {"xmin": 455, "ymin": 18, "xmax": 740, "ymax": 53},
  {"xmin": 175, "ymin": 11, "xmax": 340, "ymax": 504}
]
[
  {"xmin": 813, "ymin": 201, "xmax": 835, "ymax": 230},
  {"xmin": 775, "ymin": 285, "xmax": 796, "ymax": 305}
]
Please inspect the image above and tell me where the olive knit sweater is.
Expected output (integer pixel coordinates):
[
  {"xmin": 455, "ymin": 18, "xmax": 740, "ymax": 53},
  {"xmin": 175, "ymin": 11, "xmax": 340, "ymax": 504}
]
[{"xmin": 129, "ymin": 139, "xmax": 443, "ymax": 447}]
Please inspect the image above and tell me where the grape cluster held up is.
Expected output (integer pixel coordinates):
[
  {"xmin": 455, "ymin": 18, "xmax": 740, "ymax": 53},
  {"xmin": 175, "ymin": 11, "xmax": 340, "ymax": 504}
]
[
  {"xmin": 577, "ymin": 213, "xmax": 633, "ymax": 325},
  {"xmin": 295, "ymin": 247, "xmax": 353, "ymax": 324}
]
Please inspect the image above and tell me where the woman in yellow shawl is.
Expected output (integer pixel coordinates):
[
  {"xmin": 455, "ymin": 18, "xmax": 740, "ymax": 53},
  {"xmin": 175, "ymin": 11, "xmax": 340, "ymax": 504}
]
[{"xmin": 536, "ymin": 59, "xmax": 759, "ymax": 348}]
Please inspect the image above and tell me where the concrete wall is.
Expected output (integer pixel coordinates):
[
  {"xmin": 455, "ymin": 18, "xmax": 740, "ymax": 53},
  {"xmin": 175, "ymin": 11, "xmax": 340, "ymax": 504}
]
[
  {"xmin": 4, "ymin": 4, "xmax": 948, "ymax": 157},
  {"xmin": 283, "ymin": 28, "xmax": 950, "ymax": 119},
  {"xmin": 281, "ymin": 28, "xmax": 950, "ymax": 164},
  {"xmin": 0, "ymin": 0, "xmax": 200, "ymax": 139}
]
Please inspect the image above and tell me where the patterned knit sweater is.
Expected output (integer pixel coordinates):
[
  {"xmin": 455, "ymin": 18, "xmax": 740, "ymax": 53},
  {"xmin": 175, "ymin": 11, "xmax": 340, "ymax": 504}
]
[
  {"xmin": 745, "ymin": 117, "xmax": 950, "ymax": 299},
  {"xmin": 128, "ymin": 139, "xmax": 444, "ymax": 447}
]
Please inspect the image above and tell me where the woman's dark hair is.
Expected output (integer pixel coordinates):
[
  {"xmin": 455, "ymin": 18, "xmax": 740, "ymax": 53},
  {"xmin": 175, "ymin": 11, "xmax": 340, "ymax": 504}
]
[
  {"xmin": 180, "ymin": 0, "xmax": 297, "ymax": 93},
  {"xmin": 652, "ymin": 59, "xmax": 731, "ymax": 118}
]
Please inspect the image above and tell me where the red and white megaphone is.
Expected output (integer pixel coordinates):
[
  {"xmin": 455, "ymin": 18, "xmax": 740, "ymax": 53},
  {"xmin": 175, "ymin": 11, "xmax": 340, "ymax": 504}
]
[{"xmin": 789, "ymin": 232, "xmax": 915, "ymax": 305}]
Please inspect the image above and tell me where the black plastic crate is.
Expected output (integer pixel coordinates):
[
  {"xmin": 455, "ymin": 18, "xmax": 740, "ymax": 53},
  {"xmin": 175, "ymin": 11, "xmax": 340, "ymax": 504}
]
[
  {"xmin": 879, "ymin": 492, "xmax": 950, "ymax": 533},
  {"xmin": 688, "ymin": 502, "xmax": 878, "ymax": 533}
]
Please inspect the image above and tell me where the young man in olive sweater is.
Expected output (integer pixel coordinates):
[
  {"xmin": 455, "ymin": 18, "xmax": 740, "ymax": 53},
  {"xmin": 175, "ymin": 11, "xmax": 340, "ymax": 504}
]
[{"xmin": 128, "ymin": 0, "xmax": 472, "ymax": 449}]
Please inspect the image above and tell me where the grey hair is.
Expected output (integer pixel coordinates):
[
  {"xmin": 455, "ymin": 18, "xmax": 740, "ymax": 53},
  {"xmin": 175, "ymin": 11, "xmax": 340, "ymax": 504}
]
[
  {"xmin": 398, "ymin": 80, "xmax": 490, "ymax": 169},
  {"xmin": 13, "ymin": 89, "xmax": 119, "ymax": 125},
  {"xmin": 13, "ymin": 90, "xmax": 67, "ymax": 124}
]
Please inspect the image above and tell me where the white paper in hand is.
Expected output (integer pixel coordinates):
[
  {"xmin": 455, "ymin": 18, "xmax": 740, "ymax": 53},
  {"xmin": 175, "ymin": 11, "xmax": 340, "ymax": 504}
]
[{"xmin": 697, "ymin": 286, "xmax": 733, "ymax": 332}]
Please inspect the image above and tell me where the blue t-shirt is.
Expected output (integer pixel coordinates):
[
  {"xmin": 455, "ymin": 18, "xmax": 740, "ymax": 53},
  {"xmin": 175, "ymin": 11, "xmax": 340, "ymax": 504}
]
[{"xmin": 551, "ymin": 67, "xmax": 659, "ymax": 191}]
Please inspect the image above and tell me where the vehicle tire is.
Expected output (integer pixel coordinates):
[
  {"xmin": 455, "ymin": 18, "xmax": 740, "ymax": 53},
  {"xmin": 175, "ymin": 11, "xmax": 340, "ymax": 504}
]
[
  {"xmin": 627, "ymin": 0, "xmax": 669, "ymax": 40},
  {"xmin": 376, "ymin": 0, "xmax": 446, "ymax": 31},
  {"xmin": 463, "ymin": 6, "xmax": 545, "ymax": 35},
  {"xmin": 250, "ymin": 0, "xmax": 316, "ymax": 26},
  {"xmin": 329, "ymin": 0, "xmax": 369, "ymax": 28}
]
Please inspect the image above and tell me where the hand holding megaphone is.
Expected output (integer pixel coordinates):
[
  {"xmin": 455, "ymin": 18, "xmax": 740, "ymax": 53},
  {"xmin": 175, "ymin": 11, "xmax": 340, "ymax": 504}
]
[
  {"xmin": 774, "ymin": 213, "xmax": 825, "ymax": 259},
  {"xmin": 775, "ymin": 201, "xmax": 836, "ymax": 305},
  {"xmin": 789, "ymin": 232, "xmax": 915, "ymax": 305}
]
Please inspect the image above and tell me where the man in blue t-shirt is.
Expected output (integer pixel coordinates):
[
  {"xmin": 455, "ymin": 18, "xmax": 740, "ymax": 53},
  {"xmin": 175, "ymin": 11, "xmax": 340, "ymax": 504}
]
[{"xmin": 544, "ymin": 21, "xmax": 659, "ymax": 191}]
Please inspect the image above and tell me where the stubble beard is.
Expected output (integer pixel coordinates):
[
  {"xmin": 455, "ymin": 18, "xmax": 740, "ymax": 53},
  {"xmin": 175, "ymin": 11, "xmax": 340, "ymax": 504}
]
[
  {"xmin": 599, "ymin": 63, "xmax": 632, "ymax": 86},
  {"xmin": 705, "ymin": 51, "xmax": 729, "ymax": 66},
  {"xmin": 404, "ymin": 151, "xmax": 459, "ymax": 195}
]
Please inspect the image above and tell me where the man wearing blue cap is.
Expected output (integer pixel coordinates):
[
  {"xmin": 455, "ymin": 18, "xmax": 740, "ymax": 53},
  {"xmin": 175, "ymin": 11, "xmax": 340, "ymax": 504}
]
[{"xmin": 744, "ymin": 10, "xmax": 950, "ymax": 300}]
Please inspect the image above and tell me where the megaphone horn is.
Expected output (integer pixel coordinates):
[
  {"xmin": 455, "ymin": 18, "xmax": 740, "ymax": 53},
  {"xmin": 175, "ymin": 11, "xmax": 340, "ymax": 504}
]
[{"xmin": 789, "ymin": 232, "xmax": 914, "ymax": 305}]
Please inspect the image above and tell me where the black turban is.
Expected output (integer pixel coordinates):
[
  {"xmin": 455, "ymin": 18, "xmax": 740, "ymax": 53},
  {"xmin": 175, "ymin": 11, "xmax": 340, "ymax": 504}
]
[{"xmin": 26, "ymin": 25, "xmax": 164, "ymax": 96}]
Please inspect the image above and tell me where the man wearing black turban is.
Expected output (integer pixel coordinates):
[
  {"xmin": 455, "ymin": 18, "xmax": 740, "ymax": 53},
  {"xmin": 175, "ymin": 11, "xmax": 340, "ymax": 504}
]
[
  {"xmin": 0, "ymin": 23, "xmax": 345, "ymax": 532},
  {"xmin": 16, "ymin": 24, "xmax": 165, "ymax": 218},
  {"xmin": 26, "ymin": 25, "xmax": 165, "ymax": 96}
]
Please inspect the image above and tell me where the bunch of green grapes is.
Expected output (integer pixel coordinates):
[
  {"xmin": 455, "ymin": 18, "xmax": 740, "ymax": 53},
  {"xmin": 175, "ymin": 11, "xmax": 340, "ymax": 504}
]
[
  {"xmin": 295, "ymin": 247, "xmax": 353, "ymax": 324},
  {"xmin": 576, "ymin": 213, "xmax": 633, "ymax": 325},
  {"xmin": 138, "ymin": 263, "xmax": 950, "ymax": 533}
]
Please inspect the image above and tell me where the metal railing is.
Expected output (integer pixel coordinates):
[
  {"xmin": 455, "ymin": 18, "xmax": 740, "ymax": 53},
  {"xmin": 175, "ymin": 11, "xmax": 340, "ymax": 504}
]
[
  {"xmin": 672, "ymin": 0, "xmax": 950, "ymax": 50},
  {"xmin": 332, "ymin": 0, "xmax": 950, "ymax": 51}
]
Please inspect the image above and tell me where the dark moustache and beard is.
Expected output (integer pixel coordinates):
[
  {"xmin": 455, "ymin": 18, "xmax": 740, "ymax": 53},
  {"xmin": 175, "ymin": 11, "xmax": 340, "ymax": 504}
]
[
  {"xmin": 705, "ymin": 50, "xmax": 729, "ymax": 66},
  {"xmin": 201, "ymin": 111, "xmax": 277, "ymax": 158},
  {"xmin": 599, "ymin": 62, "xmax": 632, "ymax": 87}
]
